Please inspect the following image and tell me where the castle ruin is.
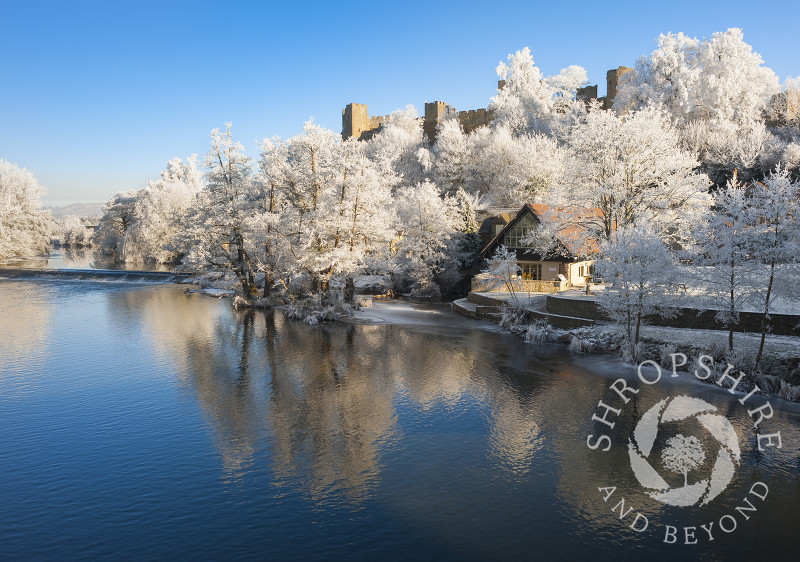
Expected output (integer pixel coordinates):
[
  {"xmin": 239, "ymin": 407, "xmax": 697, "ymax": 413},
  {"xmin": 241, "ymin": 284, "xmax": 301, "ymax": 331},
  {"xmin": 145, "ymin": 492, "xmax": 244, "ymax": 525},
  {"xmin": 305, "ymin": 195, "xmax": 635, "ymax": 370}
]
[
  {"xmin": 341, "ymin": 66, "xmax": 632, "ymax": 142},
  {"xmin": 342, "ymin": 84, "xmax": 502, "ymax": 144}
]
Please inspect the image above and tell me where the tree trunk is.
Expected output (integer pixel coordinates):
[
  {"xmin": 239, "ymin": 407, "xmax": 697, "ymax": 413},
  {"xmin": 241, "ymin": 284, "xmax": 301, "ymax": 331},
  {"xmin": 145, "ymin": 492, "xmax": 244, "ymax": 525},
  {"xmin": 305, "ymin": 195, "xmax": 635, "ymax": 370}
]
[
  {"xmin": 755, "ymin": 259, "xmax": 775, "ymax": 371},
  {"xmin": 344, "ymin": 277, "xmax": 355, "ymax": 304},
  {"xmin": 728, "ymin": 261, "xmax": 736, "ymax": 354},
  {"xmin": 262, "ymin": 271, "xmax": 272, "ymax": 298}
]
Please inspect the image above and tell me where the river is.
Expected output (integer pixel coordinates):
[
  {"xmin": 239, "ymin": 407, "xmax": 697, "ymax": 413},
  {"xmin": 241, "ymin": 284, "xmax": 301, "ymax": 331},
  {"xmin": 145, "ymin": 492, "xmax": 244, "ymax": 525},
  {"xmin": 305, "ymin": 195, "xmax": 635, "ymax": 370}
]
[{"xmin": 0, "ymin": 276, "xmax": 798, "ymax": 560}]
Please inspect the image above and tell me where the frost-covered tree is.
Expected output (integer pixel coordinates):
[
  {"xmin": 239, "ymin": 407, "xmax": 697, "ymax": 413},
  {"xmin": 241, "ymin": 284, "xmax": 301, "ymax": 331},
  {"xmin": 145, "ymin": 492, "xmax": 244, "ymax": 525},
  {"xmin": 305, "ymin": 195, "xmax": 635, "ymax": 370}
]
[
  {"xmin": 124, "ymin": 156, "xmax": 202, "ymax": 263},
  {"xmin": 93, "ymin": 190, "xmax": 138, "ymax": 257},
  {"xmin": 480, "ymin": 244, "xmax": 522, "ymax": 298},
  {"xmin": 596, "ymin": 222, "xmax": 678, "ymax": 350},
  {"xmin": 367, "ymin": 105, "xmax": 428, "ymax": 189},
  {"xmin": 615, "ymin": 29, "xmax": 781, "ymax": 183},
  {"xmin": 0, "ymin": 159, "xmax": 51, "ymax": 260},
  {"xmin": 563, "ymin": 107, "xmax": 709, "ymax": 243},
  {"xmin": 692, "ymin": 172, "xmax": 759, "ymax": 354},
  {"xmin": 60, "ymin": 215, "xmax": 93, "ymax": 248},
  {"xmin": 280, "ymin": 120, "xmax": 345, "ymax": 292},
  {"xmin": 471, "ymin": 125, "xmax": 565, "ymax": 206},
  {"xmin": 393, "ymin": 180, "xmax": 459, "ymax": 297},
  {"xmin": 432, "ymin": 118, "xmax": 473, "ymax": 196},
  {"xmin": 749, "ymin": 167, "xmax": 800, "ymax": 369},
  {"xmin": 184, "ymin": 123, "xmax": 259, "ymax": 296},
  {"xmin": 616, "ymin": 28, "xmax": 779, "ymax": 129},
  {"xmin": 490, "ymin": 47, "xmax": 587, "ymax": 138},
  {"xmin": 252, "ymin": 136, "xmax": 292, "ymax": 296}
]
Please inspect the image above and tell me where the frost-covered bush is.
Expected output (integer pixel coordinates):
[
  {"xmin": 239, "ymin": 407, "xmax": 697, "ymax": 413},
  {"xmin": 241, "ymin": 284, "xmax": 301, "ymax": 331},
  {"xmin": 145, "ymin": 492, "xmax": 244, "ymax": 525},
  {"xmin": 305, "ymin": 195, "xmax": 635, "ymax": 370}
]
[
  {"xmin": 658, "ymin": 344, "xmax": 679, "ymax": 369},
  {"xmin": 525, "ymin": 320, "xmax": 564, "ymax": 343},
  {"xmin": 286, "ymin": 294, "xmax": 355, "ymax": 325},
  {"xmin": 499, "ymin": 305, "xmax": 528, "ymax": 334},
  {"xmin": 620, "ymin": 341, "xmax": 646, "ymax": 365},
  {"xmin": 410, "ymin": 280, "xmax": 442, "ymax": 302},
  {"xmin": 778, "ymin": 380, "xmax": 800, "ymax": 402},
  {"xmin": 567, "ymin": 336, "xmax": 593, "ymax": 353}
]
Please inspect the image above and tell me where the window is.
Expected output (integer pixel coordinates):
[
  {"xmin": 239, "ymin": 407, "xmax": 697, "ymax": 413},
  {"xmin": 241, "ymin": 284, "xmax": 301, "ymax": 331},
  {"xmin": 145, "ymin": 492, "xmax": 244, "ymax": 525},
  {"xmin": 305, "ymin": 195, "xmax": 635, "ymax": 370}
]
[
  {"xmin": 504, "ymin": 214, "xmax": 536, "ymax": 248},
  {"xmin": 520, "ymin": 263, "xmax": 542, "ymax": 280}
]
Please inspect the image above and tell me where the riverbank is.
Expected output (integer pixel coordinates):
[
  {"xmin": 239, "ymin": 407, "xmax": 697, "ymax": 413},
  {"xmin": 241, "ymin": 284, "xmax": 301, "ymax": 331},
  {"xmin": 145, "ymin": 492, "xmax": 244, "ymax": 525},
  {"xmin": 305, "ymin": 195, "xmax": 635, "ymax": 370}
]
[{"xmin": 452, "ymin": 290, "xmax": 800, "ymax": 402}]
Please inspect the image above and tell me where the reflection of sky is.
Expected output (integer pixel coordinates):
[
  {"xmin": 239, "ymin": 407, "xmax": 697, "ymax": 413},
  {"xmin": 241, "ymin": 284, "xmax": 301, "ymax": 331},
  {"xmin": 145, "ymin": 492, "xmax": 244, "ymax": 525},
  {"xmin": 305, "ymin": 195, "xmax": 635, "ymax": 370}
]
[
  {"xmin": 3, "ymin": 283, "xmax": 800, "ymax": 559},
  {"xmin": 1, "ymin": 249, "xmax": 170, "ymax": 271}
]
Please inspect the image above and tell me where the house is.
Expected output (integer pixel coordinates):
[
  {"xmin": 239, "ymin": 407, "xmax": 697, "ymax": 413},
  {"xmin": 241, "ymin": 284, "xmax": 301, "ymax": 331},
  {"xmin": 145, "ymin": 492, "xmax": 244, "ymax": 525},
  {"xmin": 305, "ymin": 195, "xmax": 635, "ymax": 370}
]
[{"xmin": 478, "ymin": 204, "xmax": 600, "ymax": 290}]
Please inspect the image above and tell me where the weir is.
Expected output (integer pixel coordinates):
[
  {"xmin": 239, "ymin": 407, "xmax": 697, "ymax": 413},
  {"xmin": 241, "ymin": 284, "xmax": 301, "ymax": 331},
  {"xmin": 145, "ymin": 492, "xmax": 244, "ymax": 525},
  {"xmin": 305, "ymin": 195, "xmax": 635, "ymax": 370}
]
[{"xmin": 0, "ymin": 267, "xmax": 192, "ymax": 284}]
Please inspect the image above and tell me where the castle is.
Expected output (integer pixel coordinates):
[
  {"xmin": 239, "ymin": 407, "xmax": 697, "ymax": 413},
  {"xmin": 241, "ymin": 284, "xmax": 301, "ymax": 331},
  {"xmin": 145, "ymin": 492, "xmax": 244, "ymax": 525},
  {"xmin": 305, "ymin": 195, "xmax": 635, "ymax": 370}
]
[{"xmin": 341, "ymin": 67, "xmax": 634, "ymax": 143}]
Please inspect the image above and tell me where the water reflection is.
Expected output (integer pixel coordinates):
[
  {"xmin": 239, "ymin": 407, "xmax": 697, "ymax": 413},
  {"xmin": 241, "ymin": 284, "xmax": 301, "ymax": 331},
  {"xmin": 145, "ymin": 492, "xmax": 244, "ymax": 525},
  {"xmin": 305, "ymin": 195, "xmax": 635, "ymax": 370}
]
[
  {"xmin": 0, "ymin": 248, "xmax": 170, "ymax": 271},
  {"xmin": 0, "ymin": 282, "xmax": 52, "ymax": 394},
  {"xmin": 4, "ymin": 281, "xmax": 800, "ymax": 558}
]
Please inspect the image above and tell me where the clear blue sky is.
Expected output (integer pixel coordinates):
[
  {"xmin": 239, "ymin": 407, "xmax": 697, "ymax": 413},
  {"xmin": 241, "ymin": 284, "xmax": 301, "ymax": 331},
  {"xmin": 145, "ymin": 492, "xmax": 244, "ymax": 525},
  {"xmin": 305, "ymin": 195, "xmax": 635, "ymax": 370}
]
[{"xmin": 1, "ymin": 0, "xmax": 797, "ymax": 206}]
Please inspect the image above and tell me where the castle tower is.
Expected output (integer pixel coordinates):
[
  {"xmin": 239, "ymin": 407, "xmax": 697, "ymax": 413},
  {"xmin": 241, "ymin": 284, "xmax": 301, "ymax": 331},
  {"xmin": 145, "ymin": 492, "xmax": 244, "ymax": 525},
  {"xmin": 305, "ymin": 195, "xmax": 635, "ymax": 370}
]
[
  {"xmin": 342, "ymin": 103, "xmax": 369, "ymax": 140},
  {"xmin": 423, "ymin": 101, "xmax": 457, "ymax": 144},
  {"xmin": 604, "ymin": 67, "xmax": 633, "ymax": 110}
]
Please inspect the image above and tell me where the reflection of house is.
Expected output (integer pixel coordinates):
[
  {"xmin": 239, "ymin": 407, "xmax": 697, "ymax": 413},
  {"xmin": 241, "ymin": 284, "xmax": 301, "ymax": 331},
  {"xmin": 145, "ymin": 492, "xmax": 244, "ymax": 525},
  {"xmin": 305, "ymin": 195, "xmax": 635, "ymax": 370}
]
[{"xmin": 479, "ymin": 204, "xmax": 598, "ymax": 288}]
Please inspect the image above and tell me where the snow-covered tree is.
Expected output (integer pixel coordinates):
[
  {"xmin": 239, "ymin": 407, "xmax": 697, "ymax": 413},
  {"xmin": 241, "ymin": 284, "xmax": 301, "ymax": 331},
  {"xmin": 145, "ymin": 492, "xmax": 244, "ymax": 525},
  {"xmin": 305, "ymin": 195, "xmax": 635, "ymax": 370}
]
[
  {"xmin": 93, "ymin": 190, "xmax": 138, "ymax": 257},
  {"xmin": 471, "ymin": 125, "xmax": 565, "ymax": 206},
  {"xmin": 432, "ymin": 118, "xmax": 473, "ymax": 196},
  {"xmin": 692, "ymin": 172, "xmax": 759, "ymax": 354},
  {"xmin": 490, "ymin": 47, "xmax": 587, "ymax": 138},
  {"xmin": 749, "ymin": 167, "xmax": 800, "ymax": 369},
  {"xmin": 0, "ymin": 159, "xmax": 51, "ymax": 260},
  {"xmin": 480, "ymin": 245, "xmax": 522, "ymax": 297},
  {"xmin": 60, "ymin": 215, "xmax": 93, "ymax": 248},
  {"xmin": 124, "ymin": 156, "xmax": 202, "ymax": 263},
  {"xmin": 367, "ymin": 105, "xmax": 428, "ymax": 189},
  {"xmin": 616, "ymin": 28, "xmax": 779, "ymax": 129},
  {"xmin": 596, "ymin": 222, "xmax": 678, "ymax": 350},
  {"xmin": 393, "ymin": 180, "xmax": 459, "ymax": 297},
  {"xmin": 563, "ymin": 107, "xmax": 709, "ymax": 243},
  {"xmin": 252, "ymin": 136, "xmax": 292, "ymax": 296},
  {"xmin": 615, "ymin": 29, "xmax": 781, "ymax": 183},
  {"xmin": 184, "ymin": 123, "xmax": 259, "ymax": 296}
]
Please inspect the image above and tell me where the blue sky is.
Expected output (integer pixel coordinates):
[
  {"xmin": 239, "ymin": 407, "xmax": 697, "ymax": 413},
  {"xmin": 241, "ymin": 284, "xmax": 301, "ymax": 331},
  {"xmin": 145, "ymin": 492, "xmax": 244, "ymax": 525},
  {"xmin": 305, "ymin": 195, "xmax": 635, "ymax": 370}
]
[{"xmin": 1, "ymin": 0, "xmax": 798, "ymax": 206}]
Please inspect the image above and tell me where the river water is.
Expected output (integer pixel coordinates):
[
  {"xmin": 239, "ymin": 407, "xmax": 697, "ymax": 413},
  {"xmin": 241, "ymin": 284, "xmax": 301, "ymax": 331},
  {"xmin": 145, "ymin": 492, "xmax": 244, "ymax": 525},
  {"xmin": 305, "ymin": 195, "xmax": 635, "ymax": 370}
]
[{"xmin": 0, "ymin": 278, "xmax": 798, "ymax": 560}]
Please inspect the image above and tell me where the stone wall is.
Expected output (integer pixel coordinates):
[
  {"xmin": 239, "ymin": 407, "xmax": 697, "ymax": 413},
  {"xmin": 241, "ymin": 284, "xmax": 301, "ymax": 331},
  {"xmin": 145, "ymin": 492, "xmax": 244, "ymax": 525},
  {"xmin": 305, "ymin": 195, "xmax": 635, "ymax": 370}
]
[
  {"xmin": 765, "ymin": 89, "xmax": 800, "ymax": 128},
  {"xmin": 546, "ymin": 295, "xmax": 800, "ymax": 337},
  {"xmin": 457, "ymin": 108, "xmax": 494, "ymax": 134}
]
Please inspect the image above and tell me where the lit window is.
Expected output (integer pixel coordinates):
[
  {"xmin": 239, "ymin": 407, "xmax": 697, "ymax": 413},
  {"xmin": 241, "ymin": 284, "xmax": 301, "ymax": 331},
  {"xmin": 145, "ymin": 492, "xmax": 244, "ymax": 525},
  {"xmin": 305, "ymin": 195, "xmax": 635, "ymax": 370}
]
[
  {"xmin": 520, "ymin": 263, "xmax": 542, "ymax": 280},
  {"xmin": 504, "ymin": 214, "xmax": 536, "ymax": 248}
]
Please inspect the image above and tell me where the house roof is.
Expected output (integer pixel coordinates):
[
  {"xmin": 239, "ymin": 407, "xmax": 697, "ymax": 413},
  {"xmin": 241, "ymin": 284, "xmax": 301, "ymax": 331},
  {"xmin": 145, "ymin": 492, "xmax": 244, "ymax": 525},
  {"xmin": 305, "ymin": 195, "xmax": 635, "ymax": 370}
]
[{"xmin": 480, "ymin": 203, "xmax": 602, "ymax": 260}]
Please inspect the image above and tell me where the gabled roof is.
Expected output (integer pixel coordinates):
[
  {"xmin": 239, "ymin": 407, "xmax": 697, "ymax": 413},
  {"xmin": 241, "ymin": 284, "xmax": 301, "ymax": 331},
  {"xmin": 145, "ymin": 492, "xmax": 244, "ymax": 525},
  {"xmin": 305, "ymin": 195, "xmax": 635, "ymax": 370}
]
[{"xmin": 480, "ymin": 203, "xmax": 602, "ymax": 260}]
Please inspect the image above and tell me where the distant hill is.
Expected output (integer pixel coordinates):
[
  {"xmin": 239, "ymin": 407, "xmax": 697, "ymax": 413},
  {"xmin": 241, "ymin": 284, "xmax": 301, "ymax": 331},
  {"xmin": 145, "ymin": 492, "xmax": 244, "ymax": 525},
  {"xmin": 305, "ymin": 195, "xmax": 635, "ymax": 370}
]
[{"xmin": 47, "ymin": 202, "xmax": 104, "ymax": 219}]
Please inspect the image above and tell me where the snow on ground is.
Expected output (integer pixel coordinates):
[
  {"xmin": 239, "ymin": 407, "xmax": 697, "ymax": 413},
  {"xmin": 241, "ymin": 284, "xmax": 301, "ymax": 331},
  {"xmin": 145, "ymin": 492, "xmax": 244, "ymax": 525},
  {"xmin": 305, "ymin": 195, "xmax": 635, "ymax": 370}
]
[
  {"xmin": 200, "ymin": 288, "xmax": 236, "ymax": 298},
  {"xmin": 350, "ymin": 300, "xmax": 505, "ymax": 331},
  {"xmin": 602, "ymin": 322, "xmax": 800, "ymax": 363},
  {"xmin": 467, "ymin": 289, "xmax": 800, "ymax": 373}
]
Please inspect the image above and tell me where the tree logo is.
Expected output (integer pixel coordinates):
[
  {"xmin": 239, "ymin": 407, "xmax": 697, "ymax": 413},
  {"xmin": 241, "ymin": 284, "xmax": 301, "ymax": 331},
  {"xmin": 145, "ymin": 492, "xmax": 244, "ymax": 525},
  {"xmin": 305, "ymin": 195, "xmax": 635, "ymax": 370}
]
[{"xmin": 627, "ymin": 395, "xmax": 741, "ymax": 507}]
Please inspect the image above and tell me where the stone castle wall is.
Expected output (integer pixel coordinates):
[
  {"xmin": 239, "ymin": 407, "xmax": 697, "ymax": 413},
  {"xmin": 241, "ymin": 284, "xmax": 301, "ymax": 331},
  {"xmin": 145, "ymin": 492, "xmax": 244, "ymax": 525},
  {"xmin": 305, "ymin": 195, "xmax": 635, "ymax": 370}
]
[{"xmin": 341, "ymin": 65, "xmax": 799, "ymax": 142}]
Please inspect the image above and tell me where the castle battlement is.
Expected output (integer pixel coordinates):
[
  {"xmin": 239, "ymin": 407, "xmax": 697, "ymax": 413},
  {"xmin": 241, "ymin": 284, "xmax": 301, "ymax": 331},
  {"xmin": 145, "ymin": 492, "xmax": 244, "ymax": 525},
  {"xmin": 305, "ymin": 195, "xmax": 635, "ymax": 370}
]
[{"xmin": 341, "ymin": 68, "xmax": 633, "ymax": 142}]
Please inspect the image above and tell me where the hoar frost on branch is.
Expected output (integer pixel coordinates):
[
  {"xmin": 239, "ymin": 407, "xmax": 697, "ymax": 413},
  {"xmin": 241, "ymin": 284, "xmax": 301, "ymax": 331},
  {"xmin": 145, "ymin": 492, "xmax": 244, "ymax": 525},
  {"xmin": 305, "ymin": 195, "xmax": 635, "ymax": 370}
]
[
  {"xmin": 491, "ymin": 47, "xmax": 588, "ymax": 139},
  {"xmin": 560, "ymin": 107, "xmax": 709, "ymax": 243},
  {"xmin": 614, "ymin": 28, "xmax": 787, "ymax": 183},
  {"xmin": 596, "ymin": 222, "xmax": 679, "ymax": 355}
]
